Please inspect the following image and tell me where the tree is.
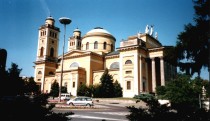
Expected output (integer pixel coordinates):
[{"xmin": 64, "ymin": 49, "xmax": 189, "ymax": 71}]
[
  {"xmin": 128, "ymin": 78, "xmax": 210, "ymax": 121},
  {"xmin": 77, "ymin": 84, "xmax": 89, "ymax": 96},
  {"xmin": 7, "ymin": 62, "xmax": 24, "ymax": 95},
  {"xmin": 24, "ymin": 77, "xmax": 39, "ymax": 95},
  {"xmin": 127, "ymin": 93, "xmax": 210, "ymax": 121},
  {"xmin": 113, "ymin": 80, "xmax": 123, "ymax": 97},
  {"xmin": 61, "ymin": 86, "xmax": 67, "ymax": 93},
  {"xmin": 0, "ymin": 63, "xmax": 74, "ymax": 121},
  {"xmin": 0, "ymin": 93, "xmax": 74, "ymax": 121},
  {"xmin": 50, "ymin": 80, "xmax": 59, "ymax": 98},
  {"xmin": 176, "ymin": 0, "xmax": 210, "ymax": 76},
  {"xmin": 156, "ymin": 73, "xmax": 209, "ymax": 111},
  {"xmin": 100, "ymin": 68, "xmax": 115, "ymax": 98}
]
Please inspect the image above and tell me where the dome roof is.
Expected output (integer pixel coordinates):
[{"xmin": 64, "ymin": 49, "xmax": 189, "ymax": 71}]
[
  {"xmin": 46, "ymin": 16, "xmax": 55, "ymax": 21},
  {"xmin": 86, "ymin": 27, "xmax": 111, "ymax": 35},
  {"xmin": 83, "ymin": 27, "xmax": 116, "ymax": 41}
]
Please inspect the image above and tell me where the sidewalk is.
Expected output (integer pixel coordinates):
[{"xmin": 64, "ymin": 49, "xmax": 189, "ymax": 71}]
[
  {"xmin": 49, "ymin": 97, "xmax": 147, "ymax": 109},
  {"xmin": 93, "ymin": 98, "xmax": 147, "ymax": 108}
]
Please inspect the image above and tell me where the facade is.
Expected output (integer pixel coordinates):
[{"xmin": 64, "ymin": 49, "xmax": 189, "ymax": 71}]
[{"xmin": 34, "ymin": 16, "xmax": 176, "ymax": 98}]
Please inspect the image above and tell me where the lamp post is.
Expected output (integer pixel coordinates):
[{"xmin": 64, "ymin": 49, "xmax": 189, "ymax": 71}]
[
  {"xmin": 58, "ymin": 17, "xmax": 71, "ymax": 102},
  {"xmin": 208, "ymin": 38, "xmax": 210, "ymax": 110}
]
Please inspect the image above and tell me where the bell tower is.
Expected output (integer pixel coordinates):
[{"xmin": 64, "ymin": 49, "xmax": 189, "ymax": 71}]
[
  {"xmin": 34, "ymin": 16, "xmax": 60, "ymax": 92},
  {"xmin": 36, "ymin": 16, "xmax": 60, "ymax": 61},
  {"xmin": 68, "ymin": 28, "xmax": 82, "ymax": 51}
]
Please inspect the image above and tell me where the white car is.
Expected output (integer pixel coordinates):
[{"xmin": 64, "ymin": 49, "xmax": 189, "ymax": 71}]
[
  {"xmin": 60, "ymin": 93, "xmax": 71, "ymax": 100},
  {"xmin": 66, "ymin": 96, "xmax": 93, "ymax": 106}
]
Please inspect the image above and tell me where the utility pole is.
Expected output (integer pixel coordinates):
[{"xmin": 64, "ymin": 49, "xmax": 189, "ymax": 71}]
[
  {"xmin": 58, "ymin": 17, "xmax": 71, "ymax": 102},
  {"xmin": 208, "ymin": 38, "xmax": 210, "ymax": 110}
]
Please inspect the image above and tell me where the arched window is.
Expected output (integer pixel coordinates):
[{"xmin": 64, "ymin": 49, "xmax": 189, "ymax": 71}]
[
  {"xmin": 38, "ymin": 71, "xmax": 42, "ymax": 74},
  {"xmin": 64, "ymin": 82, "xmax": 68, "ymax": 87},
  {"xmin": 111, "ymin": 44, "xmax": 113, "ymax": 51},
  {"xmin": 70, "ymin": 62, "xmax": 79, "ymax": 67},
  {"xmin": 50, "ymin": 48, "xmax": 54, "ymax": 57},
  {"xmin": 103, "ymin": 42, "xmax": 107, "ymax": 49},
  {"xmin": 86, "ymin": 42, "xmax": 89, "ymax": 50},
  {"xmin": 94, "ymin": 41, "xmax": 98, "ymax": 49},
  {"xmin": 49, "ymin": 72, "xmax": 54, "ymax": 75},
  {"xmin": 110, "ymin": 62, "xmax": 119, "ymax": 69},
  {"xmin": 125, "ymin": 60, "xmax": 132, "ymax": 64},
  {"xmin": 40, "ymin": 47, "xmax": 44, "ymax": 57}
]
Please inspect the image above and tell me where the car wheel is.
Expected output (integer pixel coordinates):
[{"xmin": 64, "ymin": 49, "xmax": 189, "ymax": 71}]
[
  {"xmin": 86, "ymin": 103, "xmax": 91, "ymax": 107},
  {"xmin": 69, "ymin": 103, "xmax": 74, "ymax": 106}
]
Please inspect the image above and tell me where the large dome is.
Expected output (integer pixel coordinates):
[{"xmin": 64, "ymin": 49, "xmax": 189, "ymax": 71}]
[
  {"xmin": 83, "ymin": 27, "xmax": 115, "ymax": 41},
  {"xmin": 87, "ymin": 27, "xmax": 111, "ymax": 35},
  {"xmin": 81, "ymin": 27, "xmax": 116, "ymax": 54}
]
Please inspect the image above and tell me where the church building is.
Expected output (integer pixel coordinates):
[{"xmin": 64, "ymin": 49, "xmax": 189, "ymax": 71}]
[{"xmin": 34, "ymin": 16, "xmax": 176, "ymax": 97}]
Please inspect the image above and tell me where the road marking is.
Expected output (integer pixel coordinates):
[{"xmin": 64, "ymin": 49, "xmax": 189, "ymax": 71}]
[
  {"xmin": 93, "ymin": 112, "xmax": 130, "ymax": 116},
  {"xmin": 67, "ymin": 114, "xmax": 128, "ymax": 121}
]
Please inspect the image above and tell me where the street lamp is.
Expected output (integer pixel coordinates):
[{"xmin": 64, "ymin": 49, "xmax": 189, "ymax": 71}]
[
  {"xmin": 58, "ymin": 17, "xmax": 71, "ymax": 102},
  {"xmin": 208, "ymin": 38, "xmax": 210, "ymax": 110}
]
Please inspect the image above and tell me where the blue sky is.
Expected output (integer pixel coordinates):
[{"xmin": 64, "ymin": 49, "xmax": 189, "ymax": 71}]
[{"xmin": 0, "ymin": 0, "xmax": 208, "ymax": 80}]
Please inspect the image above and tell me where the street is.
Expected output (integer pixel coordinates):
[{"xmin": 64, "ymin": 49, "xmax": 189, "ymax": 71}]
[{"xmin": 52, "ymin": 103, "xmax": 133, "ymax": 121}]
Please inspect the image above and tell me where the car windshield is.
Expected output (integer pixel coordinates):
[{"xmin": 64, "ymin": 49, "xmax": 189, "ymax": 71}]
[{"xmin": 73, "ymin": 97, "xmax": 92, "ymax": 101}]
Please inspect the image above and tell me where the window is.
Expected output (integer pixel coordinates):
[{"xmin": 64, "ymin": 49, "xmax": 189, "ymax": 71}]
[
  {"xmin": 40, "ymin": 47, "xmax": 44, "ymax": 57},
  {"xmin": 143, "ymin": 81, "xmax": 146, "ymax": 92},
  {"xmin": 64, "ymin": 82, "xmax": 67, "ymax": 87},
  {"xmin": 110, "ymin": 62, "xmax": 119, "ymax": 69},
  {"xmin": 70, "ymin": 62, "xmax": 79, "ymax": 67},
  {"xmin": 125, "ymin": 60, "xmax": 132, "ymax": 64},
  {"xmin": 38, "ymin": 71, "xmax": 42, "ymax": 74},
  {"xmin": 126, "ymin": 70, "xmax": 132, "ymax": 74},
  {"xmin": 103, "ymin": 42, "xmax": 107, "ymax": 49},
  {"xmin": 49, "ymin": 71, "xmax": 54, "ymax": 75},
  {"xmin": 73, "ymin": 82, "xmax": 75, "ymax": 88},
  {"xmin": 111, "ymin": 44, "xmax": 114, "ymax": 51},
  {"xmin": 50, "ymin": 48, "xmax": 54, "ymax": 57},
  {"xmin": 127, "ymin": 81, "xmax": 131, "ymax": 90},
  {"xmin": 94, "ymin": 41, "xmax": 98, "ymax": 49},
  {"xmin": 55, "ymin": 33, "xmax": 57, "ymax": 38},
  {"xmin": 86, "ymin": 42, "xmax": 89, "ymax": 50}
]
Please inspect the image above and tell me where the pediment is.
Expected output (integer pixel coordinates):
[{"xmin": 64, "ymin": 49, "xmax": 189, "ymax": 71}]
[{"xmin": 63, "ymin": 50, "xmax": 91, "ymax": 58}]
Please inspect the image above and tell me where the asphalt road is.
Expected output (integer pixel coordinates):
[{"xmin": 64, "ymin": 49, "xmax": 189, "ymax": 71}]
[{"xmin": 52, "ymin": 103, "xmax": 131, "ymax": 121}]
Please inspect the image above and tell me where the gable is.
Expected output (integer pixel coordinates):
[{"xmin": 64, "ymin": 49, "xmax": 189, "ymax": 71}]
[{"xmin": 64, "ymin": 50, "xmax": 91, "ymax": 58}]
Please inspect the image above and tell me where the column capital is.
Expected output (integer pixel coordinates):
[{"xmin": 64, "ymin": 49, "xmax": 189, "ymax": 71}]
[
  {"xmin": 151, "ymin": 57, "xmax": 155, "ymax": 61},
  {"xmin": 159, "ymin": 56, "xmax": 164, "ymax": 60},
  {"xmin": 140, "ymin": 56, "xmax": 144, "ymax": 60}
]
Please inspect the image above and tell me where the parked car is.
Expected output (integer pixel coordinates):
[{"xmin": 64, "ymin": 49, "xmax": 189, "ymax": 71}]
[
  {"xmin": 66, "ymin": 96, "xmax": 93, "ymax": 106},
  {"xmin": 60, "ymin": 93, "xmax": 71, "ymax": 100}
]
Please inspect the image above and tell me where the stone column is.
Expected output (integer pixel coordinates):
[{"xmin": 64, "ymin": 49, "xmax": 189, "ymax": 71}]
[
  {"xmin": 145, "ymin": 59, "xmax": 148, "ymax": 92},
  {"xmin": 140, "ymin": 55, "xmax": 143, "ymax": 93},
  {"xmin": 151, "ymin": 57, "xmax": 156, "ymax": 92},
  {"xmin": 75, "ymin": 73, "xmax": 78, "ymax": 96},
  {"xmin": 134, "ymin": 53, "xmax": 139, "ymax": 95},
  {"xmin": 160, "ymin": 57, "xmax": 165, "ymax": 86}
]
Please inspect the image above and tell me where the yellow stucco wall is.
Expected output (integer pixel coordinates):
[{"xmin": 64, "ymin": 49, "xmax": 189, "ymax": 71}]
[{"xmin": 82, "ymin": 36, "xmax": 115, "ymax": 54}]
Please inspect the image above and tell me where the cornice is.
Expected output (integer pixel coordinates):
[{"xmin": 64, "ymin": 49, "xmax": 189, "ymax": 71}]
[
  {"xmin": 148, "ymin": 47, "xmax": 164, "ymax": 52},
  {"xmin": 105, "ymin": 55, "xmax": 119, "ymax": 59},
  {"xmin": 82, "ymin": 33, "xmax": 116, "ymax": 41},
  {"xmin": 117, "ymin": 45, "xmax": 147, "ymax": 52}
]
